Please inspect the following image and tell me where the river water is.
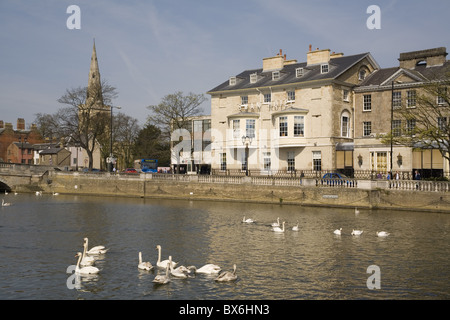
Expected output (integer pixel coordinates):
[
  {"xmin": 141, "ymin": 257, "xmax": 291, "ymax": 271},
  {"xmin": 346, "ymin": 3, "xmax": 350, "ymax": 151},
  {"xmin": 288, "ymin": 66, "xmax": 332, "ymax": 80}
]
[{"xmin": 0, "ymin": 193, "xmax": 449, "ymax": 300}]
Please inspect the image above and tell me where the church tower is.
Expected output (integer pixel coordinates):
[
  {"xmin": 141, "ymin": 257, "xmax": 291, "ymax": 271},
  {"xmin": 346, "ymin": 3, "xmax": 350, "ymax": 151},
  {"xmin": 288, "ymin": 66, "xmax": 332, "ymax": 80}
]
[{"xmin": 86, "ymin": 40, "xmax": 105, "ymax": 110}]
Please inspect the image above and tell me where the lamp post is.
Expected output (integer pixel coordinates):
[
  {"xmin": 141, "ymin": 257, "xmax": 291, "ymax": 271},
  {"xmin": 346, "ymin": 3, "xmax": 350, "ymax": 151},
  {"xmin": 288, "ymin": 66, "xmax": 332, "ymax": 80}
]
[
  {"xmin": 241, "ymin": 135, "xmax": 252, "ymax": 176},
  {"xmin": 390, "ymin": 80, "xmax": 402, "ymax": 179},
  {"xmin": 108, "ymin": 105, "xmax": 121, "ymax": 172}
]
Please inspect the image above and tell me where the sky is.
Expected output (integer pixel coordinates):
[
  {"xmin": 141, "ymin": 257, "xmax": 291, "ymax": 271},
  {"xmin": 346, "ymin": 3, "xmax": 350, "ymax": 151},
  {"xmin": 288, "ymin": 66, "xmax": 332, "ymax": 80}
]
[{"xmin": 1, "ymin": 0, "xmax": 450, "ymax": 128}]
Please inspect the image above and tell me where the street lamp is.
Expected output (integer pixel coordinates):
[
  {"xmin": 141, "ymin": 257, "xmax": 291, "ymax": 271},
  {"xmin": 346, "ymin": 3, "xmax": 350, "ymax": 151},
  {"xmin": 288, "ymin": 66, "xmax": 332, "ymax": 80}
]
[
  {"xmin": 241, "ymin": 135, "xmax": 253, "ymax": 176},
  {"xmin": 108, "ymin": 105, "xmax": 121, "ymax": 172},
  {"xmin": 390, "ymin": 80, "xmax": 402, "ymax": 179}
]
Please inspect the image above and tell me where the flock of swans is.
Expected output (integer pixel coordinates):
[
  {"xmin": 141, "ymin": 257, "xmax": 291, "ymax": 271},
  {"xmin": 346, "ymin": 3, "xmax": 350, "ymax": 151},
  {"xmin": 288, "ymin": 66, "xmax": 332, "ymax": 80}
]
[
  {"xmin": 243, "ymin": 210, "xmax": 391, "ymax": 238},
  {"xmin": 73, "ymin": 237, "xmax": 237, "ymax": 286},
  {"xmin": 1, "ymin": 191, "xmax": 60, "ymax": 207}
]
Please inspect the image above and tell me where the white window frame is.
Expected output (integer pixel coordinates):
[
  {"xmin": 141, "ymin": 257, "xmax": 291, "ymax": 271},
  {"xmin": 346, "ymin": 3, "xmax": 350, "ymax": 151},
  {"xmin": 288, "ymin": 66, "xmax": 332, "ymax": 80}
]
[
  {"xmin": 363, "ymin": 121, "xmax": 372, "ymax": 137},
  {"xmin": 287, "ymin": 90, "xmax": 295, "ymax": 102},
  {"xmin": 407, "ymin": 90, "xmax": 416, "ymax": 108},
  {"xmin": 343, "ymin": 89, "xmax": 349, "ymax": 102},
  {"xmin": 321, "ymin": 64, "xmax": 329, "ymax": 74},
  {"xmin": 233, "ymin": 120, "xmax": 240, "ymax": 139},
  {"xmin": 272, "ymin": 71, "xmax": 280, "ymax": 81},
  {"xmin": 279, "ymin": 116, "xmax": 288, "ymax": 137},
  {"xmin": 250, "ymin": 73, "xmax": 257, "ymax": 84},
  {"xmin": 294, "ymin": 116, "xmax": 304, "ymax": 137},
  {"xmin": 363, "ymin": 94, "xmax": 372, "ymax": 111},
  {"xmin": 229, "ymin": 77, "xmax": 236, "ymax": 86},
  {"xmin": 296, "ymin": 68, "xmax": 304, "ymax": 77}
]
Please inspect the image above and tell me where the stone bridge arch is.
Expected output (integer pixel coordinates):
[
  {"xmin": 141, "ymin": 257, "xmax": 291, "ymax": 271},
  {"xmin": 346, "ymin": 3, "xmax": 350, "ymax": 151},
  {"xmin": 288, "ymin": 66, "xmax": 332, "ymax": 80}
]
[{"xmin": 0, "ymin": 179, "xmax": 12, "ymax": 193}]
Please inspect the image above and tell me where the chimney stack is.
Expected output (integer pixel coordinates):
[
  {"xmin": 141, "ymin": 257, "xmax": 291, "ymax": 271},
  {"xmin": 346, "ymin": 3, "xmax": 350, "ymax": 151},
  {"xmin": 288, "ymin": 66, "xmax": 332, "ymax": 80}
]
[
  {"xmin": 17, "ymin": 118, "xmax": 25, "ymax": 130},
  {"xmin": 0, "ymin": 120, "xmax": 3, "ymax": 129}
]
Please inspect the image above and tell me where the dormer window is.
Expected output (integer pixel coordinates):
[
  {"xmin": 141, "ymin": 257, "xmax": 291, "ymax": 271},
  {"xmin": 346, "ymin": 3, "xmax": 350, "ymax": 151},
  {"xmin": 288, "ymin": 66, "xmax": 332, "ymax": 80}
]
[
  {"xmin": 321, "ymin": 64, "xmax": 329, "ymax": 74},
  {"xmin": 359, "ymin": 69, "xmax": 367, "ymax": 80},
  {"xmin": 272, "ymin": 71, "xmax": 280, "ymax": 81},
  {"xmin": 229, "ymin": 77, "xmax": 236, "ymax": 86},
  {"xmin": 296, "ymin": 68, "xmax": 304, "ymax": 78},
  {"xmin": 250, "ymin": 73, "xmax": 257, "ymax": 83}
]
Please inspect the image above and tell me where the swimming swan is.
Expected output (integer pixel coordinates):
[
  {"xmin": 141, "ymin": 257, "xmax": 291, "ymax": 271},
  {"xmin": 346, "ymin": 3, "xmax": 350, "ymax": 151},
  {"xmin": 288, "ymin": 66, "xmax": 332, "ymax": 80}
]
[
  {"xmin": 242, "ymin": 216, "xmax": 255, "ymax": 223},
  {"xmin": 355, "ymin": 207, "xmax": 360, "ymax": 215},
  {"xmin": 189, "ymin": 263, "xmax": 221, "ymax": 274},
  {"xmin": 333, "ymin": 228, "xmax": 342, "ymax": 235},
  {"xmin": 80, "ymin": 239, "xmax": 96, "ymax": 267},
  {"xmin": 1, "ymin": 199, "xmax": 11, "ymax": 207},
  {"xmin": 169, "ymin": 256, "xmax": 189, "ymax": 278},
  {"xmin": 272, "ymin": 221, "xmax": 285, "ymax": 232},
  {"xmin": 215, "ymin": 264, "xmax": 237, "ymax": 282},
  {"xmin": 292, "ymin": 221, "xmax": 299, "ymax": 231},
  {"xmin": 85, "ymin": 237, "xmax": 108, "ymax": 255},
  {"xmin": 75, "ymin": 252, "xmax": 99, "ymax": 274},
  {"xmin": 138, "ymin": 252, "xmax": 153, "ymax": 271},
  {"xmin": 271, "ymin": 217, "xmax": 280, "ymax": 227},
  {"xmin": 351, "ymin": 229, "xmax": 363, "ymax": 236},
  {"xmin": 376, "ymin": 231, "xmax": 390, "ymax": 237},
  {"xmin": 155, "ymin": 245, "xmax": 177, "ymax": 269},
  {"xmin": 153, "ymin": 262, "xmax": 170, "ymax": 284}
]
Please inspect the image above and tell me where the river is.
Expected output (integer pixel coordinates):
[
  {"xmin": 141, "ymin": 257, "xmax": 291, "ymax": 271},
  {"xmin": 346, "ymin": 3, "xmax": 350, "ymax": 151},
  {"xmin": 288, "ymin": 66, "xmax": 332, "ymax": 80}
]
[{"xmin": 0, "ymin": 193, "xmax": 449, "ymax": 300}]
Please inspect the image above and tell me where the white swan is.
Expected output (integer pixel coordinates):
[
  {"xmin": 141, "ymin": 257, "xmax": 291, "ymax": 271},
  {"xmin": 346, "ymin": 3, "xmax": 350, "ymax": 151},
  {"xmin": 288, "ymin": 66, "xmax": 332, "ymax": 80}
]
[
  {"xmin": 271, "ymin": 217, "xmax": 280, "ymax": 227},
  {"xmin": 155, "ymin": 245, "xmax": 177, "ymax": 269},
  {"xmin": 292, "ymin": 221, "xmax": 299, "ymax": 231},
  {"xmin": 272, "ymin": 221, "xmax": 285, "ymax": 232},
  {"xmin": 355, "ymin": 207, "xmax": 360, "ymax": 215},
  {"xmin": 80, "ymin": 238, "xmax": 96, "ymax": 267},
  {"xmin": 333, "ymin": 228, "xmax": 342, "ymax": 235},
  {"xmin": 52, "ymin": 192, "xmax": 59, "ymax": 196},
  {"xmin": 215, "ymin": 264, "xmax": 237, "ymax": 282},
  {"xmin": 85, "ymin": 237, "xmax": 108, "ymax": 255},
  {"xmin": 242, "ymin": 216, "xmax": 255, "ymax": 223},
  {"xmin": 376, "ymin": 231, "xmax": 390, "ymax": 237},
  {"xmin": 138, "ymin": 252, "xmax": 153, "ymax": 271},
  {"xmin": 1, "ymin": 199, "xmax": 11, "ymax": 207},
  {"xmin": 351, "ymin": 229, "xmax": 363, "ymax": 236},
  {"xmin": 169, "ymin": 256, "xmax": 189, "ymax": 278},
  {"xmin": 189, "ymin": 263, "xmax": 221, "ymax": 274},
  {"xmin": 75, "ymin": 252, "xmax": 99, "ymax": 274},
  {"xmin": 153, "ymin": 262, "xmax": 170, "ymax": 284},
  {"xmin": 35, "ymin": 191, "xmax": 42, "ymax": 196}
]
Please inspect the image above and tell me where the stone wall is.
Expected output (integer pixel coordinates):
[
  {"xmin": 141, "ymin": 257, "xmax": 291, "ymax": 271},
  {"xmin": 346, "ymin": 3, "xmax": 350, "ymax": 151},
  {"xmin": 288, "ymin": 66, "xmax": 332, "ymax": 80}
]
[{"xmin": 36, "ymin": 172, "xmax": 450, "ymax": 213}]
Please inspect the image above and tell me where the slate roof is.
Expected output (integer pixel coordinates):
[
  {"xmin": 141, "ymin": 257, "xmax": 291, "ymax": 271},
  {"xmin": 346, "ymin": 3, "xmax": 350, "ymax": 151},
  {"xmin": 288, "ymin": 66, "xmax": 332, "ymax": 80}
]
[{"xmin": 208, "ymin": 52, "xmax": 377, "ymax": 93}]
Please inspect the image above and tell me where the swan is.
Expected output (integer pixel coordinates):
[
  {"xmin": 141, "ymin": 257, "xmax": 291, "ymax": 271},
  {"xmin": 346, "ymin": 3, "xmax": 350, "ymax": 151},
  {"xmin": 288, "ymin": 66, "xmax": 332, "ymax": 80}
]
[
  {"xmin": 376, "ymin": 231, "xmax": 390, "ymax": 237},
  {"xmin": 189, "ymin": 263, "xmax": 221, "ymax": 274},
  {"xmin": 271, "ymin": 217, "xmax": 280, "ymax": 227},
  {"xmin": 85, "ymin": 237, "xmax": 108, "ymax": 255},
  {"xmin": 75, "ymin": 252, "xmax": 99, "ymax": 274},
  {"xmin": 153, "ymin": 262, "xmax": 170, "ymax": 284},
  {"xmin": 242, "ymin": 216, "xmax": 255, "ymax": 223},
  {"xmin": 292, "ymin": 221, "xmax": 299, "ymax": 231},
  {"xmin": 80, "ymin": 239, "xmax": 96, "ymax": 267},
  {"xmin": 215, "ymin": 264, "xmax": 237, "ymax": 282},
  {"xmin": 1, "ymin": 199, "xmax": 11, "ymax": 207},
  {"xmin": 155, "ymin": 245, "xmax": 177, "ymax": 269},
  {"xmin": 52, "ymin": 192, "xmax": 59, "ymax": 196},
  {"xmin": 169, "ymin": 256, "xmax": 189, "ymax": 278},
  {"xmin": 355, "ymin": 207, "xmax": 360, "ymax": 215},
  {"xmin": 351, "ymin": 229, "xmax": 363, "ymax": 236},
  {"xmin": 35, "ymin": 191, "xmax": 42, "ymax": 196},
  {"xmin": 138, "ymin": 252, "xmax": 153, "ymax": 271},
  {"xmin": 272, "ymin": 221, "xmax": 285, "ymax": 232},
  {"xmin": 333, "ymin": 228, "xmax": 342, "ymax": 235}
]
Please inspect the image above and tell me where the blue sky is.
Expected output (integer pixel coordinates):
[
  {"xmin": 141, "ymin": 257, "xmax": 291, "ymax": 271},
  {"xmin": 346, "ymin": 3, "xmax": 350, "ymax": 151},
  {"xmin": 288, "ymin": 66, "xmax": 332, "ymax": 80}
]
[{"xmin": 1, "ymin": 0, "xmax": 449, "ymax": 127}]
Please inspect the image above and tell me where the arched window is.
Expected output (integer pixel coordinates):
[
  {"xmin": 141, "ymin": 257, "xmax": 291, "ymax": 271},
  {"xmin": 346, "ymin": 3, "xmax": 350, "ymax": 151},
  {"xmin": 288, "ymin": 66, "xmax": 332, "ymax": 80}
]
[{"xmin": 341, "ymin": 111, "xmax": 351, "ymax": 137}]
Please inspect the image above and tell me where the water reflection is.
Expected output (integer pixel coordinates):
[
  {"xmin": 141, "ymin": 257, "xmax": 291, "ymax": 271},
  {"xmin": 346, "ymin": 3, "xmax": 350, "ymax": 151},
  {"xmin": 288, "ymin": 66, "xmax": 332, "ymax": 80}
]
[{"xmin": 0, "ymin": 193, "xmax": 449, "ymax": 299}]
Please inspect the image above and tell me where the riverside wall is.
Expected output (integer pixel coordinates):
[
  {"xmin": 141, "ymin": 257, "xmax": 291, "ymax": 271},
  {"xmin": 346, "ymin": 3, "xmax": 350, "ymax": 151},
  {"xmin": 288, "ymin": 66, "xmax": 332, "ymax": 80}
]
[{"xmin": 22, "ymin": 172, "xmax": 450, "ymax": 213}]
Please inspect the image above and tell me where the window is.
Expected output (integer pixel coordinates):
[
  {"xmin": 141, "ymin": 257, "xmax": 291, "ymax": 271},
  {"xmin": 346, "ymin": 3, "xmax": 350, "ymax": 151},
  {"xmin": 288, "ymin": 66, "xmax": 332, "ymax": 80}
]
[
  {"xmin": 437, "ymin": 87, "xmax": 447, "ymax": 105},
  {"xmin": 321, "ymin": 64, "xmax": 329, "ymax": 74},
  {"xmin": 392, "ymin": 120, "xmax": 402, "ymax": 137},
  {"xmin": 392, "ymin": 91, "xmax": 402, "ymax": 109},
  {"xmin": 407, "ymin": 90, "xmax": 416, "ymax": 108},
  {"xmin": 363, "ymin": 94, "xmax": 371, "ymax": 111},
  {"xmin": 296, "ymin": 68, "xmax": 304, "ymax": 77},
  {"xmin": 287, "ymin": 90, "xmax": 295, "ymax": 102},
  {"xmin": 363, "ymin": 121, "xmax": 372, "ymax": 136},
  {"xmin": 250, "ymin": 73, "xmax": 257, "ymax": 83},
  {"xmin": 287, "ymin": 151, "xmax": 295, "ymax": 172},
  {"xmin": 264, "ymin": 93, "xmax": 271, "ymax": 104},
  {"xmin": 341, "ymin": 114, "xmax": 349, "ymax": 137},
  {"xmin": 229, "ymin": 77, "xmax": 236, "ymax": 86},
  {"xmin": 246, "ymin": 119, "xmax": 255, "ymax": 138},
  {"xmin": 220, "ymin": 153, "xmax": 227, "ymax": 171},
  {"xmin": 272, "ymin": 71, "xmax": 280, "ymax": 81},
  {"xmin": 312, "ymin": 151, "xmax": 322, "ymax": 171},
  {"xmin": 406, "ymin": 119, "xmax": 416, "ymax": 135},
  {"xmin": 241, "ymin": 95, "xmax": 248, "ymax": 106},
  {"xmin": 438, "ymin": 117, "xmax": 447, "ymax": 131},
  {"xmin": 233, "ymin": 120, "xmax": 240, "ymax": 139},
  {"xmin": 294, "ymin": 116, "xmax": 304, "ymax": 137},
  {"xmin": 371, "ymin": 151, "xmax": 388, "ymax": 173},
  {"xmin": 343, "ymin": 89, "xmax": 349, "ymax": 102},
  {"xmin": 359, "ymin": 69, "xmax": 366, "ymax": 80},
  {"xmin": 279, "ymin": 116, "xmax": 288, "ymax": 137},
  {"xmin": 263, "ymin": 152, "xmax": 271, "ymax": 171}
]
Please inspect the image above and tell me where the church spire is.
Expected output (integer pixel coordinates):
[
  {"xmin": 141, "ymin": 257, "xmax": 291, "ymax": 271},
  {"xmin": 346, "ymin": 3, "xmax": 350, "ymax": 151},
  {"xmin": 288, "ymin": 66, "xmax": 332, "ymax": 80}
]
[{"xmin": 87, "ymin": 39, "xmax": 103, "ymax": 108}]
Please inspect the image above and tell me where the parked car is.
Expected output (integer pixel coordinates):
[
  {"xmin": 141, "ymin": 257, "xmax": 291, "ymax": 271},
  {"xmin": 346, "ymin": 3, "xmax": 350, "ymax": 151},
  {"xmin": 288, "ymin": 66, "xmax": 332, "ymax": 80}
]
[
  {"xmin": 124, "ymin": 168, "xmax": 138, "ymax": 173},
  {"xmin": 322, "ymin": 173, "xmax": 347, "ymax": 179}
]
